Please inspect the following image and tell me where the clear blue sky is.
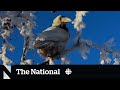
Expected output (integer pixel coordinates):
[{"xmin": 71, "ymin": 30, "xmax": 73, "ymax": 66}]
[{"xmin": 0, "ymin": 11, "xmax": 120, "ymax": 65}]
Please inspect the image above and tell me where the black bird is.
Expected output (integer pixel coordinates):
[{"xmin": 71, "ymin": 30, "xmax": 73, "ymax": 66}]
[{"xmin": 34, "ymin": 15, "xmax": 71, "ymax": 65}]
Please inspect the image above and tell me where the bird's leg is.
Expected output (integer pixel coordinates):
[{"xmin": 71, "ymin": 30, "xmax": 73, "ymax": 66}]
[{"xmin": 46, "ymin": 57, "xmax": 54, "ymax": 65}]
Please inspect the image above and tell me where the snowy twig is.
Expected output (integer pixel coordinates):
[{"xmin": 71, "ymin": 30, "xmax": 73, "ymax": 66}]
[
  {"xmin": 0, "ymin": 16, "xmax": 14, "ymax": 65},
  {"xmin": 19, "ymin": 21, "xmax": 35, "ymax": 65},
  {"xmin": 59, "ymin": 11, "xmax": 88, "ymax": 64},
  {"xmin": 0, "ymin": 44, "xmax": 13, "ymax": 65}
]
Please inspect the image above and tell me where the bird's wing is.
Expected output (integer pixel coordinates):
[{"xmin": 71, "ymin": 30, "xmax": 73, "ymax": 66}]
[{"xmin": 36, "ymin": 27, "xmax": 70, "ymax": 42}]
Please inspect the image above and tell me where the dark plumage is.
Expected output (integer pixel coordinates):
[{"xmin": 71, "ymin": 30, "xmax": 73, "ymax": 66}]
[{"xmin": 34, "ymin": 15, "xmax": 71, "ymax": 64}]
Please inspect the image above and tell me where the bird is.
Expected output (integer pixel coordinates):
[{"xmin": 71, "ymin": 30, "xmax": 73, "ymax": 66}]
[{"xmin": 33, "ymin": 15, "xmax": 71, "ymax": 65}]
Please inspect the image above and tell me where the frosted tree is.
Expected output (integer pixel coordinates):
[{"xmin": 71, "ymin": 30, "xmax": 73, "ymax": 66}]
[
  {"xmin": 0, "ymin": 11, "xmax": 120, "ymax": 65},
  {"xmin": 0, "ymin": 11, "xmax": 35, "ymax": 65}
]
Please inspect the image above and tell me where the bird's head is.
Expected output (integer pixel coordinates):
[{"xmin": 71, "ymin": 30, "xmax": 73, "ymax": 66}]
[{"xmin": 52, "ymin": 15, "xmax": 72, "ymax": 28}]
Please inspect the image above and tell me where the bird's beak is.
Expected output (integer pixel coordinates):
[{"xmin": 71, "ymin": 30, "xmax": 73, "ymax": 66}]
[{"xmin": 62, "ymin": 17, "xmax": 72, "ymax": 23}]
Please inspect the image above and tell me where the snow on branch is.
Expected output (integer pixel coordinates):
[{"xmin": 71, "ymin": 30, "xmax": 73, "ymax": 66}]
[
  {"xmin": 0, "ymin": 16, "xmax": 14, "ymax": 65},
  {"xmin": 72, "ymin": 11, "xmax": 88, "ymax": 32},
  {"xmin": 19, "ymin": 20, "xmax": 35, "ymax": 65},
  {"xmin": 61, "ymin": 11, "xmax": 89, "ymax": 64},
  {"xmin": 60, "ymin": 11, "xmax": 120, "ymax": 65},
  {"xmin": 0, "ymin": 11, "xmax": 36, "ymax": 65},
  {"xmin": 0, "ymin": 44, "xmax": 13, "ymax": 65}
]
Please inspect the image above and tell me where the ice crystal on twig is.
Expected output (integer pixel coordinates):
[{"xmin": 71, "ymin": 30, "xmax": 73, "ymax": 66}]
[
  {"xmin": 61, "ymin": 56, "xmax": 70, "ymax": 65},
  {"xmin": 72, "ymin": 11, "xmax": 88, "ymax": 32}
]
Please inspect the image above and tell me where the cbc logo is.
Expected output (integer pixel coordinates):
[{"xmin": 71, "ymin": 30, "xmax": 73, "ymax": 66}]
[{"xmin": 65, "ymin": 68, "xmax": 72, "ymax": 75}]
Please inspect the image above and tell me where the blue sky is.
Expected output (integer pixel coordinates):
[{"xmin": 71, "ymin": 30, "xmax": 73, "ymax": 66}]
[{"xmin": 1, "ymin": 11, "xmax": 120, "ymax": 65}]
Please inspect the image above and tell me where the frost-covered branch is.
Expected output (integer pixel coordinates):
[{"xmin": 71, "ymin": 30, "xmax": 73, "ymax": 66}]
[
  {"xmin": 72, "ymin": 11, "xmax": 88, "ymax": 32},
  {"xmin": 0, "ymin": 11, "xmax": 36, "ymax": 65},
  {"xmin": 61, "ymin": 11, "xmax": 89, "ymax": 64},
  {"xmin": 14, "ymin": 11, "xmax": 36, "ymax": 65},
  {"xmin": 0, "ymin": 44, "xmax": 13, "ymax": 65},
  {"xmin": 60, "ymin": 11, "xmax": 120, "ymax": 65},
  {"xmin": 19, "ymin": 20, "xmax": 35, "ymax": 65},
  {"xmin": 0, "ymin": 16, "xmax": 14, "ymax": 65}
]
